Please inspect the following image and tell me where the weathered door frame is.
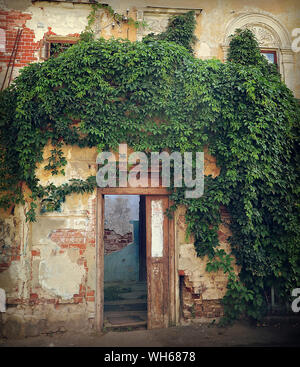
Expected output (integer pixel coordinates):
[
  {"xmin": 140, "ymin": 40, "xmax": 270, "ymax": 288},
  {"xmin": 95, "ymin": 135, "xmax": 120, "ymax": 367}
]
[
  {"xmin": 146, "ymin": 195, "xmax": 169, "ymax": 329},
  {"xmin": 95, "ymin": 187, "xmax": 177, "ymax": 331}
]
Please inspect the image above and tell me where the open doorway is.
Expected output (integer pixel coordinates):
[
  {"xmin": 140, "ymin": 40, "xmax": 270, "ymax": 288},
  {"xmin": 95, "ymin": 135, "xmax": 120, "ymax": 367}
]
[
  {"xmin": 103, "ymin": 195, "xmax": 147, "ymax": 330},
  {"xmin": 96, "ymin": 188, "xmax": 177, "ymax": 331}
]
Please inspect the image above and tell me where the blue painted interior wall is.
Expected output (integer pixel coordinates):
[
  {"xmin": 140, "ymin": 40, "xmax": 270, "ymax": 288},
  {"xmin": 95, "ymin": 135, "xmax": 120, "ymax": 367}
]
[
  {"xmin": 104, "ymin": 220, "xmax": 140, "ymax": 282},
  {"xmin": 104, "ymin": 195, "xmax": 140, "ymax": 283}
]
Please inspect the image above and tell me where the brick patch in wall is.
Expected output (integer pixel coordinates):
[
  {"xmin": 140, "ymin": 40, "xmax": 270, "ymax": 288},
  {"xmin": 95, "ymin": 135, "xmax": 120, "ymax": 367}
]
[
  {"xmin": 104, "ymin": 229, "xmax": 133, "ymax": 255},
  {"xmin": 0, "ymin": 10, "xmax": 82, "ymax": 84},
  {"xmin": 0, "ymin": 10, "xmax": 39, "ymax": 68},
  {"xmin": 180, "ymin": 273, "xmax": 224, "ymax": 320}
]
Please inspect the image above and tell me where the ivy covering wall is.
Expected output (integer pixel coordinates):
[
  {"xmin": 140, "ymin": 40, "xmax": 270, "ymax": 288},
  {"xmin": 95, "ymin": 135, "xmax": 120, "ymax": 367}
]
[{"xmin": 0, "ymin": 11, "xmax": 299, "ymax": 323}]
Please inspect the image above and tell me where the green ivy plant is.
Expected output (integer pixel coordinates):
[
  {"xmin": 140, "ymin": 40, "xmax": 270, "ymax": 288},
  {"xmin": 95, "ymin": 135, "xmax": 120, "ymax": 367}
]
[
  {"xmin": 227, "ymin": 28, "xmax": 278, "ymax": 76},
  {"xmin": 0, "ymin": 11, "xmax": 299, "ymax": 325},
  {"xmin": 143, "ymin": 10, "xmax": 197, "ymax": 53},
  {"xmin": 84, "ymin": 2, "xmax": 146, "ymax": 39},
  {"xmin": 50, "ymin": 42, "xmax": 74, "ymax": 58}
]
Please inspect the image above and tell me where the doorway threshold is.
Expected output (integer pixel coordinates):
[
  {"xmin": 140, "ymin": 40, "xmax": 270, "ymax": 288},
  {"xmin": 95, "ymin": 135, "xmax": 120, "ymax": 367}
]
[
  {"xmin": 104, "ymin": 310, "xmax": 147, "ymax": 331},
  {"xmin": 104, "ymin": 281, "xmax": 147, "ymax": 331}
]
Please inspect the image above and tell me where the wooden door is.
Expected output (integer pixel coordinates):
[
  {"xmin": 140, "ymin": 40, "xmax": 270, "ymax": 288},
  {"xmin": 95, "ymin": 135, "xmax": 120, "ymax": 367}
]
[
  {"xmin": 146, "ymin": 196, "xmax": 169, "ymax": 329},
  {"xmin": 139, "ymin": 196, "xmax": 147, "ymax": 281}
]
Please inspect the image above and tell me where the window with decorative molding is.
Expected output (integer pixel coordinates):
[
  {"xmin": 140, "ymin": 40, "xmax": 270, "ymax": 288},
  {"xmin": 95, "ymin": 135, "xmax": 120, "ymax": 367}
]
[
  {"xmin": 260, "ymin": 49, "xmax": 277, "ymax": 64},
  {"xmin": 135, "ymin": 6, "xmax": 202, "ymax": 41},
  {"xmin": 222, "ymin": 13, "xmax": 295, "ymax": 94},
  {"xmin": 40, "ymin": 36, "xmax": 78, "ymax": 60}
]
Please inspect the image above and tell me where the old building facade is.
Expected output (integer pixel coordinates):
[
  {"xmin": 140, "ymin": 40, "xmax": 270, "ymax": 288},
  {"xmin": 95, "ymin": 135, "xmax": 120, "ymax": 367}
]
[{"xmin": 0, "ymin": 0, "xmax": 299, "ymax": 337}]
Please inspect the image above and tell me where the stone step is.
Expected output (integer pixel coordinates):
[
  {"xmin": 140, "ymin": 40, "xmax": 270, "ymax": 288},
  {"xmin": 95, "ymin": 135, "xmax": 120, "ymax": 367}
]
[
  {"xmin": 104, "ymin": 299, "xmax": 147, "ymax": 312},
  {"xmin": 104, "ymin": 282, "xmax": 147, "ymax": 292},
  {"xmin": 120, "ymin": 291, "xmax": 147, "ymax": 300},
  {"xmin": 104, "ymin": 322, "xmax": 147, "ymax": 332},
  {"xmin": 104, "ymin": 310, "xmax": 147, "ymax": 331}
]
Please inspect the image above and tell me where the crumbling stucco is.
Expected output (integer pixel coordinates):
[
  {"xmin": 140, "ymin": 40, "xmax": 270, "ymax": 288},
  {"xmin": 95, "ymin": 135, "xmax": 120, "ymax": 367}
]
[
  {"xmin": 104, "ymin": 195, "xmax": 139, "ymax": 236},
  {"xmin": 39, "ymin": 252, "xmax": 85, "ymax": 299}
]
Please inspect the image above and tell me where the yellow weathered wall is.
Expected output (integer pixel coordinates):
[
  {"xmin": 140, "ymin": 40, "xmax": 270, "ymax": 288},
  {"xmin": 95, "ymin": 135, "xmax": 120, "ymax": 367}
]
[
  {"xmin": 0, "ymin": 145, "xmax": 99, "ymax": 337},
  {"xmin": 0, "ymin": 0, "xmax": 299, "ymax": 335}
]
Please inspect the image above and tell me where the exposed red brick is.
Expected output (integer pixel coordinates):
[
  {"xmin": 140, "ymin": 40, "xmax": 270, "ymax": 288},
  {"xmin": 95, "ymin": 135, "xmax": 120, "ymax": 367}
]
[
  {"xmin": 31, "ymin": 250, "xmax": 40, "ymax": 256},
  {"xmin": 0, "ymin": 10, "xmax": 40, "ymax": 73},
  {"xmin": 217, "ymin": 230, "xmax": 228, "ymax": 242},
  {"xmin": 181, "ymin": 275, "xmax": 224, "ymax": 320},
  {"xmin": 104, "ymin": 229, "xmax": 133, "ymax": 254}
]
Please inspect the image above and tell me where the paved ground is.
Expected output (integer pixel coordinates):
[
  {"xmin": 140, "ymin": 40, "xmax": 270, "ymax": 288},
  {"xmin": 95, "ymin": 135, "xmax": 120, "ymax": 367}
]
[{"xmin": 1, "ymin": 319, "xmax": 300, "ymax": 347}]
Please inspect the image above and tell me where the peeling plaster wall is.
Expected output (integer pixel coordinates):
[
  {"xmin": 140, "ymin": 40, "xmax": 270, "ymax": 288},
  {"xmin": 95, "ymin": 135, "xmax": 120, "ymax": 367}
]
[
  {"xmin": 25, "ymin": 3, "xmax": 89, "ymax": 42},
  {"xmin": 1, "ymin": 0, "xmax": 90, "ymax": 41},
  {"xmin": 38, "ymin": 247, "xmax": 86, "ymax": 300},
  {"xmin": 0, "ymin": 146, "xmax": 98, "ymax": 338},
  {"xmin": 0, "ymin": 204, "xmax": 30, "ymax": 300}
]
